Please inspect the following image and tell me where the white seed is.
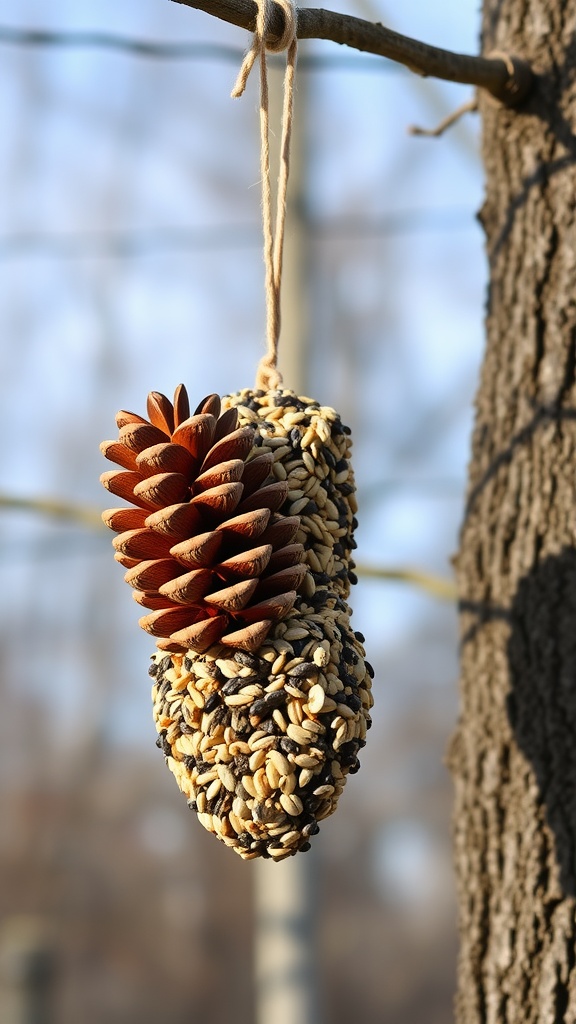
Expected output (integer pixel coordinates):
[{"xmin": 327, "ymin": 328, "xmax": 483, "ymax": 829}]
[
  {"xmin": 313, "ymin": 647, "xmax": 330, "ymax": 668},
  {"xmin": 206, "ymin": 778, "xmax": 222, "ymax": 801},
  {"xmin": 279, "ymin": 792, "xmax": 304, "ymax": 816},
  {"xmin": 249, "ymin": 749, "xmax": 266, "ymax": 772},
  {"xmin": 285, "ymin": 683, "xmax": 307, "ymax": 700},
  {"xmin": 293, "ymin": 753, "xmax": 319, "ymax": 768},
  {"xmin": 281, "ymin": 830, "xmax": 301, "ymax": 846},
  {"xmin": 225, "ymin": 693, "xmax": 254, "ymax": 707},
  {"xmin": 313, "ymin": 784, "xmax": 335, "ymax": 797},
  {"xmin": 218, "ymin": 765, "xmax": 237, "ymax": 792},
  {"xmin": 308, "ymin": 683, "xmax": 326, "ymax": 714},
  {"xmin": 279, "ymin": 772, "xmax": 296, "ymax": 795},
  {"xmin": 272, "ymin": 710, "xmax": 288, "ymax": 731},
  {"xmin": 268, "ymin": 750, "xmax": 292, "ymax": 777},
  {"xmin": 254, "ymin": 768, "xmax": 272, "ymax": 799},
  {"xmin": 175, "ymin": 735, "xmax": 196, "ymax": 756},
  {"xmin": 301, "ymin": 719, "xmax": 324, "ymax": 734},
  {"xmin": 229, "ymin": 741, "xmax": 251, "ymax": 756},
  {"xmin": 286, "ymin": 724, "xmax": 312, "ymax": 745},
  {"xmin": 287, "ymin": 700, "xmax": 304, "ymax": 726},
  {"xmin": 241, "ymin": 775, "xmax": 258, "ymax": 798},
  {"xmin": 266, "ymin": 760, "xmax": 282, "ymax": 790},
  {"xmin": 216, "ymin": 658, "xmax": 241, "ymax": 678}
]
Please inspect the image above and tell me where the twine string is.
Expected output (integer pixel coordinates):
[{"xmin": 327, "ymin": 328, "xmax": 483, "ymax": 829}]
[{"xmin": 232, "ymin": 0, "xmax": 298, "ymax": 392}]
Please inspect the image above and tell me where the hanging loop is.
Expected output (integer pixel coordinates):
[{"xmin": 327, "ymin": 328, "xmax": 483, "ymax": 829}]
[{"xmin": 232, "ymin": 0, "xmax": 298, "ymax": 393}]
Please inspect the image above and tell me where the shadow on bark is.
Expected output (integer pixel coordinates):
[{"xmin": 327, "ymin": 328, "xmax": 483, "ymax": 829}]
[
  {"xmin": 464, "ymin": 404, "xmax": 576, "ymax": 522},
  {"xmin": 506, "ymin": 547, "xmax": 576, "ymax": 896},
  {"xmin": 482, "ymin": 31, "xmax": 576, "ymax": 262}
]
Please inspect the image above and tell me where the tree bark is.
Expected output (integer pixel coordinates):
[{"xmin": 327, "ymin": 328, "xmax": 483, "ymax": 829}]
[{"xmin": 450, "ymin": 0, "xmax": 576, "ymax": 1020}]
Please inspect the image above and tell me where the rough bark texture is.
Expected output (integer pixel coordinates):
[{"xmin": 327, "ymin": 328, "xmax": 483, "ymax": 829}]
[{"xmin": 449, "ymin": 1, "xmax": 576, "ymax": 1021}]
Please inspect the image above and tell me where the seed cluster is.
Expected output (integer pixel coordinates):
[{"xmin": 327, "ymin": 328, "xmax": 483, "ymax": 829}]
[{"xmin": 151, "ymin": 389, "xmax": 373, "ymax": 859}]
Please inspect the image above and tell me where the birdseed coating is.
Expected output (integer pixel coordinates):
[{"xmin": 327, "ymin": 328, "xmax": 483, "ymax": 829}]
[{"xmin": 151, "ymin": 388, "xmax": 373, "ymax": 859}]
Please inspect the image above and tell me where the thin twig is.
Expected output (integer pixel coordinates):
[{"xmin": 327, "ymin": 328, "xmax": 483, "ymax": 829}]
[
  {"xmin": 0, "ymin": 494, "xmax": 104, "ymax": 529},
  {"xmin": 409, "ymin": 97, "xmax": 478, "ymax": 138},
  {"xmin": 172, "ymin": 0, "xmax": 533, "ymax": 105},
  {"xmin": 354, "ymin": 563, "xmax": 457, "ymax": 601}
]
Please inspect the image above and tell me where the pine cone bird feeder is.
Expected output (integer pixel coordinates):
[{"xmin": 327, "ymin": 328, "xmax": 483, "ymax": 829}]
[{"xmin": 101, "ymin": 385, "xmax": 373, "ymax": 860}]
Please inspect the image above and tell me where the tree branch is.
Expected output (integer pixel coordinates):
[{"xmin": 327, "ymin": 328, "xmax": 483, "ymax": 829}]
[{"xmin": 171, "ymin": 0, "xmax": 533, "ymax": 106}]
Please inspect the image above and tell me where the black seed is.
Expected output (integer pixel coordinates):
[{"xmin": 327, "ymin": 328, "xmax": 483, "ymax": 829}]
[
  {"xmin": 234, "ymin": 754, "xmax": 250, "ymax": 776},
  {"xmin": 264, "ymin": 689, "xmax": 288, "ymax": 708},
  {"xmin": 313, "ymin": 572, "xmax": 331, "ymax": 586},
  {"xmin": 222, "ymin": 678, "xmax": 245, "ymax": 696},
  {"xmin": 261, "ymin": 718, "xmax": 278, "ymax": 734},
  {"xmin": 349, "ymin": 571, "xmax": 358, "ymax": 585},
  {"xmin": 159, "ymin": 655, "xmax": 172, "ymax": 674},
  {"xmin": 253, "ymin": 433, "xmax": 263, "ymax": 447},
  {"xmin": 291, "ymin": 638, "xmax": 309, "ymax": 657},
  {"xmin": 340, "ymin": 483, "xmax": 354, "ymax": 496},
  {"xmin": 358, "ymin": 738, "xmax": 366, "ymax": 748},
  {"xmin": 214, "ymin": 794, "xmax": 232, "ymax": 816},
  {"xmin": 238, "ymin": 832, "xmax": 252, "ymax": 848},
  {"xmin": 213, "ymin": 705, "xmax": 232, "ymax": 727},
  {"xmin": 324, "ymin": 449, "xmax": 336, "ymax": 468},
  {"xmin": 180, "ymin": 722, "xmax": 195, "ymax": 735},
  {"xmin": 155, "ymin": 736, "xmax": 162, "ymax": 748},
  {"xmin": 161, "ymin": 735, "xmax": 172, "ymax": 757},
  {"xmin": 346, "ymin": 693, "xmax": 362, "ymax": 713},
  {"xmin": 185, "ymin": 755, "xmax": 196, "ymax": 770},
  {"xmin": 335, "ymin": 458, "xmax": 348, "ymax": 473},
  {"xmin": 234, "ymin": 650, "xmax": 261, "ymax": 669},
  {"xmin": 233, "ymin": 714, "xmax": 251, "ymax": 736},
  {"xmin": 148, "ymin": 661, "xmax": 159, "ymax": 677},
  {"xmin": 352, "ymin": 516, "xmax": 359, "ymax": 530},
  {"xmin": 333, "ymin": 542, "xmax": 344, "ymax": 557},
  {"xmin": 183, "ymin": 656, "xmax": 193, "ymax": 671},
  {"xmin": 204, "ymin": 662, "xmax": 226, "ymax": 682},
  {"xmin": 365, "ymin": 661, "xmax": 375, "ymax": 678},
  {"xmin": 279, "ymin": 737, "xmax": 299, "ymax": 755},
  {"xmin": 366, "ymin": 717, "xmax": 372, "ymax": 729},
  {"xmin": 187, "ymin": 799, "xmax": 197, "ymax": 811},
  {"xmin": 339, "ymin": 740, "xmax": 359, "ymax": 759},
  {"xmin": 348, "ymin": 758, "xmax": 361, "ymax": 774},
  {"xmin": 341, "ymin": 646, "xmax": 355, "ymax": 665},
  {"xmin": 300, "ymin": 841, "xmax": 312, "ymax": 853},
  {"xmin": 289, "ymin": 427, "xmax": 302, "ymax": 448},
  {"xmin": 300, "ymin": 500, "xmax": 316, "ymax": 516},
  {"xmin": 249, "ymin": 698, "xmax": 268, "ymax": 718},
  {"xmin": 302, "ymin": 820, "xmax": 319, "ymax": 838},
  {"xmin": 343, "ymin": 424, "xmax": 351, "ymax": 435},
  {"xmin": 288, "ymin": 661, "xmax": 318, "ymax": 679},
  {"xmin": 204, "ymin": 692, "xmax": 220, "ymax": 713}
]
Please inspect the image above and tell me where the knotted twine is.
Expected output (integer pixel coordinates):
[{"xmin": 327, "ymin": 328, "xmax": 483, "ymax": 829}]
[{"xmin": 232, "ymin": 0, "xmax": 298, "ymax": 392}]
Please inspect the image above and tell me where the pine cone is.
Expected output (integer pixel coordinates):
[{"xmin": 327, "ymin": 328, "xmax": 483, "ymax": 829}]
[{"xmin": 100, "ymin": 385, "xmax": 307, "ymax": 654}]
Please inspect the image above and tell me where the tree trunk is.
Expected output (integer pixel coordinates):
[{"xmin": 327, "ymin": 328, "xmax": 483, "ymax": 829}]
[{"xmin": 450, "ymin": 0, "xmax": 576, "ymax": 1020}]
